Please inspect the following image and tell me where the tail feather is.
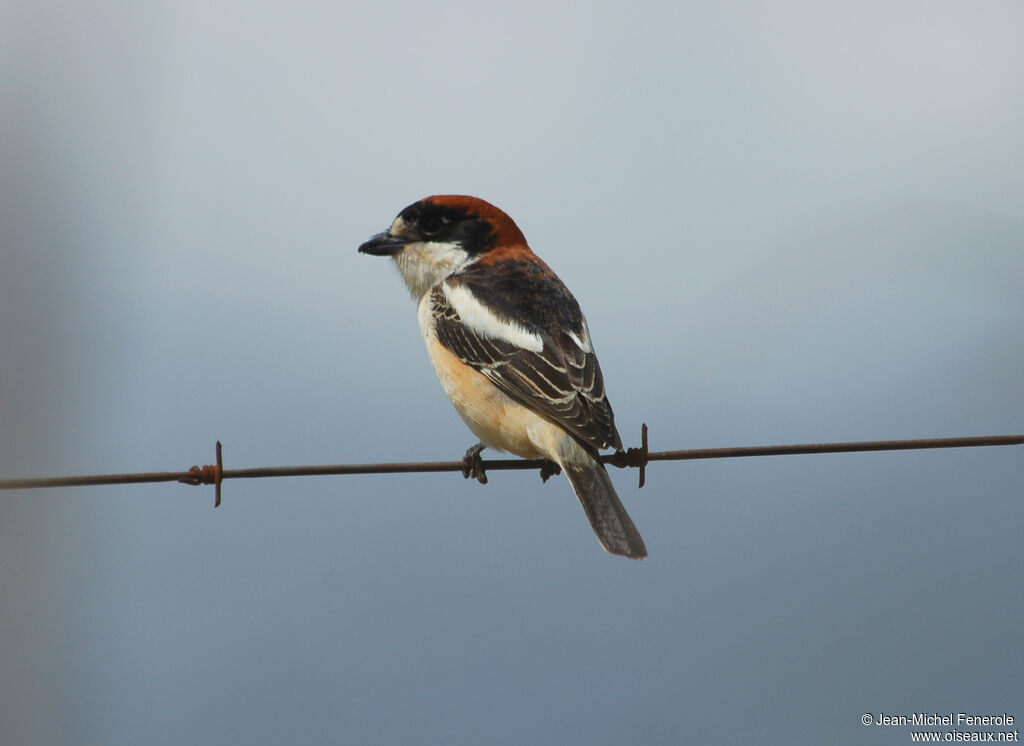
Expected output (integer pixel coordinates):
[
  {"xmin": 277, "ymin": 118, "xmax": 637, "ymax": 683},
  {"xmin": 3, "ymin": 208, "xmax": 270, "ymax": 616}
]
[{"xmin": 561, "ymin": 458, "xmax": 647, "ymax": 559}]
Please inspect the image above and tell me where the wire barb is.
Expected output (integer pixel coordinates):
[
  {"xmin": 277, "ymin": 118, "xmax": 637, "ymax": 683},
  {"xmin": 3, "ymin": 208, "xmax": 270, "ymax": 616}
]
[
  {"xmin": 178, "ymin": 441, "xmax": 223, "ymax": 506},
  {"xmin": 609, "ymin": 423, "xmax": 650, "ymax": 487}
]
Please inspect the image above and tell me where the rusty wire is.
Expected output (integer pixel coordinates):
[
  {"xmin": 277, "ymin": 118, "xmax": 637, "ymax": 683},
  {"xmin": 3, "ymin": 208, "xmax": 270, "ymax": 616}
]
[{"xmin": 0, "ymin": 427, "xmax": 1021, "ymax": 507}]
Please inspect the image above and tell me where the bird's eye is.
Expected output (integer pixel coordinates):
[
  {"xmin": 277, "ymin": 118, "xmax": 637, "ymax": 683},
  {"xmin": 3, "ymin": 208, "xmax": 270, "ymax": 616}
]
[{"xmin": 419, "ymin": 212, "xmax": 446, "ymax": 237}]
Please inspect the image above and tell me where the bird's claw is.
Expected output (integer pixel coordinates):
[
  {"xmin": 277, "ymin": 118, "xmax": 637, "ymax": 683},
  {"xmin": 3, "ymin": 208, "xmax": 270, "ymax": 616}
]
[
  {"xmin": 539, "ymin": 460, "xmax": 561, "ymax": 483},
  {"xmin": 462, "ymin": 443, "xmax": 488, "ymax": 484}
]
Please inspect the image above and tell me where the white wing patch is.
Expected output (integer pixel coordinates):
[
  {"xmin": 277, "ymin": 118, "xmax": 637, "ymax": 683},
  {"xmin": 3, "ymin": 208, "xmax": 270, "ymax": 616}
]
[
  {"xmin": 565, "ymin": 320, "xmax": 592, "ymax": 353},
  {"xmin": 443, "ymin": 282, "xmax": 545, "ymax": 353}
]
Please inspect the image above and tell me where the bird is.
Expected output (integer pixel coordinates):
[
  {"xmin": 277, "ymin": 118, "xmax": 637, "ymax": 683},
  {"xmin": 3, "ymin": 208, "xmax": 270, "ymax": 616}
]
[{"xmin": 358, "ymin": 195, "xmax": 647, "ymax": 559}]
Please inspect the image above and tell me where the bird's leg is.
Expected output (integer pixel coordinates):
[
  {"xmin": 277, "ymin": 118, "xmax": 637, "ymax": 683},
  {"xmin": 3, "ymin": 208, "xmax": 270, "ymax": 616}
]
[
  {"xmin": 462, "ymin": 442, "xmax": 488, "ymax": 484},
  {"xmin": 539, "ymin": 460, "xmax": 561, "ymax": 483}
]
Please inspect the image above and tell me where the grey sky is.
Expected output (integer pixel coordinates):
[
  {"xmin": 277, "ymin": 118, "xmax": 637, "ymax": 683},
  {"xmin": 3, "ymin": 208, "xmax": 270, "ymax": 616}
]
[{"xmin": 2, "ymin": 1, "xmax": 1022, "ymax": 744}]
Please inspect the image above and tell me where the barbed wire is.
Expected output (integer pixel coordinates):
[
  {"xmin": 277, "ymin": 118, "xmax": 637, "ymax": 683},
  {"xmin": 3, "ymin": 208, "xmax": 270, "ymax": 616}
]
[{"xmin": 1, "ymin": 427, "xmax": 1020, "ymax": 507}]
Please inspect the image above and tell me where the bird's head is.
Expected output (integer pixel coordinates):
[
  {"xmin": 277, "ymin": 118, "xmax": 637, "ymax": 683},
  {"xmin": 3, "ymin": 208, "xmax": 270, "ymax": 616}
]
[{"xmin": 359, "ymin": 195, "xmax": 529, "ymax": 299}]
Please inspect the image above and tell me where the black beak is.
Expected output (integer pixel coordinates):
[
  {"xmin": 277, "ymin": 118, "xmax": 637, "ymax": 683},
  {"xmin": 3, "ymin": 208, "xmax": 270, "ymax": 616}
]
[{"xmin": 358, "ymin": 232, "xmax": 406, "ymax": 256}]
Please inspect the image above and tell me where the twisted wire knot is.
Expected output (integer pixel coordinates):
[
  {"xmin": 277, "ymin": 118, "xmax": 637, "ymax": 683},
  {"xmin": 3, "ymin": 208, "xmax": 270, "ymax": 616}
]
[
  {"xmin": 608, "ymin": 424, "xmax": 649, "ymax": 488},
  {"xmin": 177, "ymin": 441, "xmax": 223, "ymax": 506}
]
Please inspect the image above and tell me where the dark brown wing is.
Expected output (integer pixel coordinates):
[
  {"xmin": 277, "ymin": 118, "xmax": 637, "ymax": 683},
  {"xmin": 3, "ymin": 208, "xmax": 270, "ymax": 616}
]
[{"xmin": 431, "ymin": 283, "xmax": 622, "ymax": 452}]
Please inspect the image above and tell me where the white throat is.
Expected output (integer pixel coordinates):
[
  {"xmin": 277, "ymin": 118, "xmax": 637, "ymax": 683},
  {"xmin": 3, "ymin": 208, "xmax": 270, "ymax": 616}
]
[{"xmin": 394, "ymin": 241, "xmax": 474, "ymax": 299}]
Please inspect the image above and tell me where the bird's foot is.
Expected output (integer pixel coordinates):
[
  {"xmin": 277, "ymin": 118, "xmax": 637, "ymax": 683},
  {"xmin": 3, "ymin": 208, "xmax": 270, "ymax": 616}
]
[
  {"xmin": 539, "ymin": 459, "xmax": 561, "ymax": 483},
  {"xmin": 462, "ymin": 443, "xmax": 488, "ymax": 484}
]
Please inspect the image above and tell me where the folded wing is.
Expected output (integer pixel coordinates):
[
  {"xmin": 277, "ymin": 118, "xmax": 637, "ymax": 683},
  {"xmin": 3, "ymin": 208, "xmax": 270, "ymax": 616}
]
[{"xmin": 430, "ymin": 270, "xmax": 622, "ymax": 453}]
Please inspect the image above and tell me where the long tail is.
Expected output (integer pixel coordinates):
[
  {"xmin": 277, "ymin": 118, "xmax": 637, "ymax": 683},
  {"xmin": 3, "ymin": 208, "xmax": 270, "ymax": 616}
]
[{"xmin": 561, "ymin": 454, "xmax": 647, "ymax": 560}]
